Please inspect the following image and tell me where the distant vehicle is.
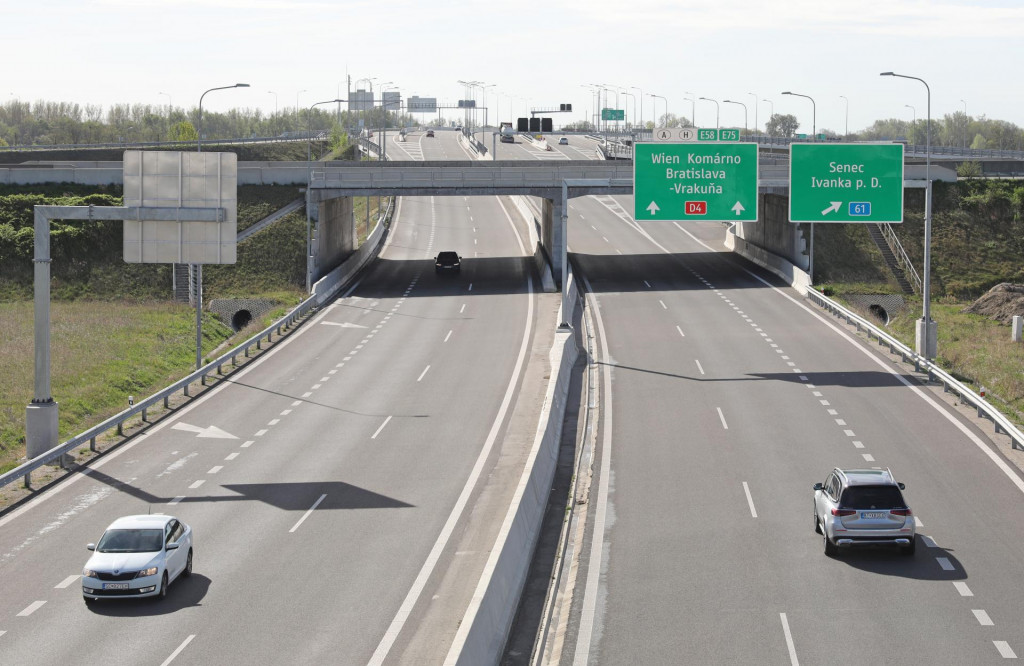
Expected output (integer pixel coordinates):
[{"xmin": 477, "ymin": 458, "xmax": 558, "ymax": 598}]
[
  {"xmin": 814, "ymin": 468, "xmax": 915, "ymax": 556},
  {"xmin": 558, "ymin": 137, "xmax": 569, "ymax": 145},
  {"xmin": 435, "ymin": 251, "xmax": 461, "ymax": 275},
  {"xmin": 500, "ymin": 121, "xmax": 515, "ymax": 144},
  {"xmin": 426, "ymin": 130, "xmax": 435, "ymax": 138},
  {"xmin": 455, "ymin": 125, "xmax": 463, "ymax": 132},
  {"xmin": 82, "ymin": 514, "xmax": 193, "ymax": 603}
]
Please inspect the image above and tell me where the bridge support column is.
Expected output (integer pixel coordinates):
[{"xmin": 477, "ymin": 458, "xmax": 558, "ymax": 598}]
[
  {"xmin": 541, "ymin": 197, "xmax": 565, "ymax": 289},
  {"xmin": 311, "ymin": 195, "xmax": 356, "ymax": 284}
]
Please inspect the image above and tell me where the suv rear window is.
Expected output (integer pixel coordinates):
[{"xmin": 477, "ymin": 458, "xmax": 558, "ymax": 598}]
[
  {"xmin": 840, "ymin": 485, "xmax": 905, "ymax": 509},
  {"xmin": 437, "ymin": 252, "xmax": 459, "ymax": 263}
]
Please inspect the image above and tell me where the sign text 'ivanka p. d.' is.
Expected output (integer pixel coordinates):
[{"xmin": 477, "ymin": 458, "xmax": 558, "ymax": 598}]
[{"xmin": 789, "ymin": 143, "xmax": 904, "ymax": 223}]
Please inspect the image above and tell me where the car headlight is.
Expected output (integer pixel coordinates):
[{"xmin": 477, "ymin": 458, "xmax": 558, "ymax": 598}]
[
  {"xmin": 83, "ymin": 568, "xmax": 98, "ymax": 578},
  {"xmin": 136, "ymin": 567, "xmax": 159, "ymax": 578}
]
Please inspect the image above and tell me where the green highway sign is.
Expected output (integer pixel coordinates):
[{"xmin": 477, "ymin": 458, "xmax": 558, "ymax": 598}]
[
  {"xmin": 601, "ymin": 108, "xmax": 625, "ymax": 121},
  {"xmin": 696, "ymin": 128, "xmax": 740, "ymax": 141},
  {"xmin": 789, "ymin": 143, "xmax": 904, "ymax": 223},
  {"xmin": 634, "ymin": 142, "xmax": 759, "ymax": 222}
]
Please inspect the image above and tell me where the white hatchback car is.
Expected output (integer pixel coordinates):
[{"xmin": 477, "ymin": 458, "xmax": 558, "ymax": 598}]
[{"xmin": 82, "ymin": 514, "xmax": 193, "ymax": 603}]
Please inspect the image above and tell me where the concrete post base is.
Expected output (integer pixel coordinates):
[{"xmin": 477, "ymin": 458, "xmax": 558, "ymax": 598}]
[
  {"xmin": 26, "ymin": 400, "xmax": 59, "ymax": 460},
  {"xmin": 1013, "ymin": 315, "xmax": 1023, "ymax": 343},
  {"xmin": 915, "ymin": 318, "xmax": 938, "ymax": 359}
]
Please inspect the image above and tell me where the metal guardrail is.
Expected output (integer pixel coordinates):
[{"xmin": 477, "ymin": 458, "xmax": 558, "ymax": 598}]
[
  {"xmin": 878, "ymin": 223, "xmax": 923, "ymax": 294},
  {"xmin": 0, "ymin": 134, "xmax": 320, "ymax": 153},
  {"xmin": 807, "ymin": 289, "xmax": 1024, "ymax": 451},
  {"xmin": 0, "ymin": 193, "xmax": 397, "ymax": 492}
]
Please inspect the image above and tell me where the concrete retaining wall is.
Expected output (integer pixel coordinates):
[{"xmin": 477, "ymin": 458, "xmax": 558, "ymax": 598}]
[
  {"xmin": 310, "ymin": 207, "xmax": 389, "ymax": 306},
  {"xmin": 726, "ymin": 227, "xmax": 811, "ymax": 295},
  {"xmin": 447, "ymin": 273, "xmax": 580, "ymax": 666}
]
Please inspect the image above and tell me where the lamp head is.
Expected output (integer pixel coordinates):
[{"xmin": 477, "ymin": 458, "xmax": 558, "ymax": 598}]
[
  {"xmin": 880, "ymin": 72, "xmax": 894, "ymax": 77},
  {"xmin": 235, "ymin": 83, "xmax": 250, "ymax": 88},
  {"xmin": 782, "ymin": 91, "xmax": 792, "ymax": 95}
]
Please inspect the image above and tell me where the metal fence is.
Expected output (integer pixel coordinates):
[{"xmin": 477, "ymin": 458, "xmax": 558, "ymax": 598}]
[{"xmin": 807, "ymin": 289, "xmax": 1024, "ymax": 451}]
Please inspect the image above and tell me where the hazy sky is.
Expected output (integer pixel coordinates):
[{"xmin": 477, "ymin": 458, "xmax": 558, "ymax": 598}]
[{"xmin": 5, "ymin": 0, "xmax": 1024, "ymax": 133}]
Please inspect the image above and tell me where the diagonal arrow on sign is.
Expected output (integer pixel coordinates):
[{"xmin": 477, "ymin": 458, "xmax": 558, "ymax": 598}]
[
  {"xmin": 171, "ymin": 422, "xmax": 238, "ymax": 439},
  {"xmin": 821, "ymin": 201, "xmax": 842, "ymax": 215}
]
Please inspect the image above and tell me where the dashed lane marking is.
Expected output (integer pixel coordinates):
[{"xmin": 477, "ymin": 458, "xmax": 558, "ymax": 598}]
[
  {"xmin": 954, "ymin": 581, "xmax": 973, "ymax": 596},
  {"xmin": 17, "ymin": 601, "xmax": 46, "ymax": 616},
  {"xmin": 974, "ymin": 609, "xmax": 994, "ymax": 626},
  {"xmin": 372, "ymin": 416, "xmax": 393, "ymax": 440},
  {"xmin": 189, "ymin": 480, "xmax": 205, "ymax": 489},
  {"xmin": 289, "ymin": 494, "xmax": 327, "ymax": 533},
  {"xmin": 55, "ymin": 575, "xmax": 80, "ymax": 589},
  {"xmin": 159, "ymin": 634, "xmax": 196, "ymax": 666}
]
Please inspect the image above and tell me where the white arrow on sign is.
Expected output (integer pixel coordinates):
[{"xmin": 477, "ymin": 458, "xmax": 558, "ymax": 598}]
[
  {"xmin": 647, "ymin": 201, "xmax": 660, "ymax": 215},
  {"xmin": 321, "ymin": 321, "xmax": 367, "ymax": 328},
  {"xmin": 731, "ymin": 201, "xmax": 745, "ymax": 216},
  {"xmin": 171, "ymin": 423, "xmax": 238, "ymax": 439},
  {"xmin": 821, "ymin": 201, "xmax": 842, "ymax": 215}
]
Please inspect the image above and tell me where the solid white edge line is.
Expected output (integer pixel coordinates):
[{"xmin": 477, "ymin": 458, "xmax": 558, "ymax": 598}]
[
  {"xmin": 573, "ymin": 272, "xmax": 613, "ymax": 666},
  {"xmin": 0, "ymin": 249, "xmax": 372, "ymax": 532},
  {"xmin": 55, "ymin": 574, "xmax": 80, "ymax": 589},
  {"xmin": 371, "ymin": 415, "xmax": 393, "ymax": 440},
  {"xmin": 368, "ymin": 194, "xmax": 533, "ymax": 666},
  {"xmin": 780, "ymin": 612, "xmax": 800, "ymax": 665},
  {"xmin": 742, "ymin": 481, "xmax": 758, "ymax": 518},
  {"xmin": 664, "ymin": 221, "xmax": 1024, "ymax": 500},
  {"xmin": 717, "ymin": 407, "xmax": 729, "ymax": 430},
  {"xmin": 417, "ymin": 365, "xmax": 431, "ymax": 382},
  {"xmin": 289, "ymin": 493, "xmax": 327, "ymax": 533},
  {"xmin": 158, "ymin": 634, "xmax": 196, "ymax": 666}
]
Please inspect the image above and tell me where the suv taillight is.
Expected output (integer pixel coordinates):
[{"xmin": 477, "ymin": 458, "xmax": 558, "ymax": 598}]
[
  {"xmin": 891, "ymin": 508, "xmax": 912, "ymax": 516},
  {"xmin": 831, "ymin": 508, "xmax": 856, "ymax": 517}
]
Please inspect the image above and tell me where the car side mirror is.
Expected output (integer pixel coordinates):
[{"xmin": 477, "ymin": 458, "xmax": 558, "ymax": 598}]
[
  {"xmin": 86, "ymin": 543, "xmax": 96, "ymax": 551},
  {"xmin": 898, "ymin": 482, "xmax": 905, "ymax": 490},
  {"xmin": 165, "ymin": 542, "xmax": 179, "ymax": 551},
  {"xmin": 813, "ymin": 483, "xmax": 823, "ymax": 491}
]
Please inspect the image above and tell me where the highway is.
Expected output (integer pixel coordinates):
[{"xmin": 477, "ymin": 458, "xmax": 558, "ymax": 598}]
[{"xmin": 0, "ymin": 128, "xmax": 558, "ymax": 664}]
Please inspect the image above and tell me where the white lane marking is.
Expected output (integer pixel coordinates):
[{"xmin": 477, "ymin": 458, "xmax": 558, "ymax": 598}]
[
  {"xmin": 659, "ymin": 300, "xmax": 667, "ymax": 310},
  {"xmin": 591, "ymin": 225, "xmax": 597, "ymax": 230},
  {"xmin": 225, "ymin": 452, "xmax": 239, "ymax": 461},
  {"xmin": 602, "ymin": 236, "xmax": 609, "ymax": 243},
  {"xmin": 862, "ymin": 454, "xmax": 875, "ymax": 462},
  {"xmin": 695, "ymin": 359, "xmax": 705, "ymax": 375},
  {"xmin": 207, "ymin": 466, "xmax": 223, "ymax": 475},
  {"xmin": 922, "ymin": 535, "xmax": 939, "ymax": 548},
  {"xmin": 312, "ymin": 384, "xmax": 322, "ymax": 389},
  {"xmin": 281, "ymin": 409, "xmax": 293, "ymax": 416},
  {"xmin": 268, "ymin": 419, "xmax": 280, "ymax": 426},
  {"xmin": 915, "ymin": 516, "xmax": 924, "ymax": 528},
  {"xmin": 826, "ymin": 409, "xmax": 838, "ymax": 415},
  {"xmin": 742, "ymin": 482, "xmax": 758, "ymax": 518},
  {"xmin": 780, "ymin": 613, "xmax": 800, "ymax": 666},
  {"xmin": 167, "ymin": 496, "xmax": 185, "ymax": 506},
  {"xmin": 375, "ymin": 196, "xmax": 534, "ymax": 666},
  {"xmin": 974, "ymin": 609, "xmax": 995, "ymax": 626},
  {"xmin": 444, "ymin": 330, "xmax": 453, "ymax": 342},
  {"xmin": 371, "ymin": 416, "xmax": 393, "ymax": 440},
  {"xmin": 301, "ymin": 392, "xmax": 312, "ymax": 398},
  {"xmin": 159, "ymin": 634, "xmax": 196, "ymax": 666},
  {"xmin": 937, "ymin": 557, "xmax": 954, "ymax": 571},
  {"xmin": 835, "ymin": 419, "xmax": 847, "ymax": 426},
  {"xmin": 320, "ymin": 376, "xmax": 331, "ymax": 381},
  {"xmin": 189, "ymin": 480, "xmax": 205, "ymax": 489},
  {"xmin": 55, "ymin": 575, "xmax": 80, "ymax": 589},
  {"xmin": 717, "ymin": 407, "xmax": 729, "ymax": 430},
  {"xmin": 460, "ymin": 304, "xmax": 466, "ymax": 314},
  {"xmin": 843, "ymin": 429, "xmax": 856, "ymax": 437},
  {"xmin": 241, "ymin": 440, "xmax": 254, "ymax": 448},
  {"xmin": 255, "ymin": 429, "xmax": 268, "ymax": 436},
  {"xmin": 468, "ymin": 283, "xmax": 473, "ymax": 291},
  {"xmin": 157, "ymin": 452, "xmax": 198, "ymax": 477},
  {"xmin": 289, "ymin": 493, "xmax": 327, "ymax": 533},
  {"xmin": 954, "ymin": 581, "xmax": 973, "ymax": 596},
  {"xmin": 292, "ymin": 399, "xmax": 302, "ymax": 406},
  {"xmin": 417, "ymin": 366, "xmax": 431, "ymax": 382},
  {"xmin": 677, "ymin": 325, "xmax": 685, "ymax": 338},
  {"xmin": 852, "ymin": 441, "xmax": 865, "ymax": 449},
  {"xmin": 0, "ymin": 630, "xmax": 6, "ymax": 638},
  {"xmin": 644, "ymin": 280, "xmax": 652, "ymax": 288},
  {"xmin": 17, "ymin": 601, "xmax": 45, "ymax": 616},
  {"xmin": 994, "ymin": 641, "xmax": 1017, "ymax": 658}
]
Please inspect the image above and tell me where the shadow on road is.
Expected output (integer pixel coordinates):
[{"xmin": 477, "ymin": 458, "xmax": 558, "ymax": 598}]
[
  {"xmin": 86, "ymin": 573, "xmax": 212, "ymax": 616},
  {"xmin": 827, "ymin": 537, "xmax": 967, "ymax": 581}
]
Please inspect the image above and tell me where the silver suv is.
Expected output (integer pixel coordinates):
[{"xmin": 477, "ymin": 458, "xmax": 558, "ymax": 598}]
[{"xmin": 813, "ymin": 468, "xmax": 915, "ymax": 556}]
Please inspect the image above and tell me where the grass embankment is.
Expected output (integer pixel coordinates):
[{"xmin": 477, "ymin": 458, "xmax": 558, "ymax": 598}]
[{"xmin": 810, "ymin": 180, "xmax": 1024, "ymax": 427}]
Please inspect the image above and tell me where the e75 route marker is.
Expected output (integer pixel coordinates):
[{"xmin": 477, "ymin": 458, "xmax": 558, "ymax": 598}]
[
  {"xmin": 789, "ymin": 143, "xmax": 904, "ymax": 223},
  {"xmin": 634, "ymin": 142, "xmax": 758, "ymax": 222}
]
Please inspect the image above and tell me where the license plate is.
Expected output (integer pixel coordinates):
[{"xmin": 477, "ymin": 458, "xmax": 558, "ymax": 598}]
[
  {"xmin": 103, "ymin": 583, "xmax": 129, "ymax": 590},
  {"xmin": 861, "ymin": 512, "xmax": 886, "ymax": 519}
]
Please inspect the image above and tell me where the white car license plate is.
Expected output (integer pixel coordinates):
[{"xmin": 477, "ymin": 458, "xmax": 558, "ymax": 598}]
[
  {"xmin": 103, "ymin": 583, "xmax": 129, "ymax": 590},
  {"xmin": 861, "ymin": 512, "xmax": 885, "ymax": 519}
]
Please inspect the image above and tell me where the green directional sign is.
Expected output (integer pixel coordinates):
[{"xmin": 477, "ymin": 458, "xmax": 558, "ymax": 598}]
[
  {"xmin": 696, "ymin": 128, "xmax": 740, "ymax": 141},
  {"xmin": 789, "ymin": 143, "xmax": 904, "ymax": 223},
  {"xmin": 601, "ymin": 108, "xmax": 625, "ymax": 121},
  {"xmin": 634, "ymin": 142, "xmax": 759, "ymax": 222}
]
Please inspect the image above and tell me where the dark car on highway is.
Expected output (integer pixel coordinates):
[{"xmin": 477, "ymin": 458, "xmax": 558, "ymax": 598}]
[
  {"xmin": 426, "ymin": 129, "xmax": 435, "ymax": 137},
  {"xmin": 435, "ymin": 251, "xmax": 461, "ymax": 275}
]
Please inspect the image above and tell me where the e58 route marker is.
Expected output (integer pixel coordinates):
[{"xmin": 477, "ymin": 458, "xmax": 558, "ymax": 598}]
[
  {"xmin": 634, "ymin": 142, "xmax": 758, "ymax": 222},
  {"xmin": 789, "ymin": 143, "xmax": 904, "ymax": 223}
]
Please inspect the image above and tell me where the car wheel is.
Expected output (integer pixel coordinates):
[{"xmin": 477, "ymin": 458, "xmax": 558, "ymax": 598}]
[
  {"xmin": 158, "ymin": 572, "xmax": 168, "ymax": 600},
  {"xmin": 814, "ymin": 510, "xmax": 821, "ymax": 534},
  {"xmin": 823, "ymin": 532, "xmax": 838, "ymax": 556},
  {"xmin": 183, "ymin": 548, "xmax": 193, "ymax": 577},
  {"xmin": 902, "ymin": 538, "xmax": 916, "ymax": 557}
]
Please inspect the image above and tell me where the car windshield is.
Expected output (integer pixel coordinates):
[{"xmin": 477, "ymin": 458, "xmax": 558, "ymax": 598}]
[
  {"xmin": 437, "ymin": 252, "xmax": 458, "ymax": 262},
  {"xmin": 840, "ymin": 485, "xmax": 905, "ymax": 509},
  {"xmin": 96, "ymin": 528, "xmax": 164, "ymax": 553}
]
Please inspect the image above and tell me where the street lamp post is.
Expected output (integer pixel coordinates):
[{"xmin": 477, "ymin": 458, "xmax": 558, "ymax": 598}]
[
  {"xmin": 480, "ymin": 83, "xmax": 495, "ymax": 144},
  {"xmin": 762, "ymin": 98, "xmax": 774, "ymax": 126},
  {"xmin": 747, "ymin": 92, "xmax": 758, "ymax": 134},
  {"xmin": 781, "ymin": 91, "xmax": 816, "ymax": 137},
  {"xmin": 839, "ymin": 95, "xmax": 849, "ymax": 138},
  {"xmin": 698, "ymin": 97, "xmax": 720, "ymax": 129},
  {"xmin": 648, "ymin": 94, "xmax": 666, "ymax": 128},
  {"xmin": 722, "ymin": 100, "xmax": 747, "ymax": 133},
  {"xmin": 380, "ymin": 82, "xmax": 395, "ymax": 159},
  {"xmin": 295, "ymin": 89, "xmax": 307, "ymax": 130},
  {"xmin": 631, "ymin": 86, "xmax": 643, "ymax": 133},
  {"xmin": 882, "ymin": 71, "xmax": 935, "ymax": 358},
  {"xmin": 268, "ymin": 91, "xmax": 278, "ymax": 115},
  {"xmin": 905, "ymin": 104, "xmax": 916, "ymax": 124},
  {"xmin": 620, "ymin": 90, "xmax": 635, "ymax": 130},
  {"xmin": 960, "ymin": 99, "xmax": 968, "ymax": 149},
  {"xmin": 195, "ymin": 82, "xmax": 249, "ymax": 372},
  {"xmin": 684, "ymin": 92, "xmax": 696, "ymax": 127}
]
